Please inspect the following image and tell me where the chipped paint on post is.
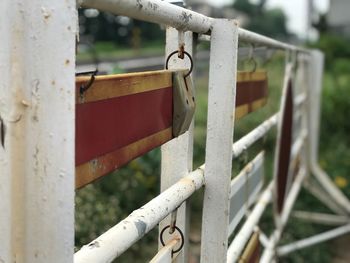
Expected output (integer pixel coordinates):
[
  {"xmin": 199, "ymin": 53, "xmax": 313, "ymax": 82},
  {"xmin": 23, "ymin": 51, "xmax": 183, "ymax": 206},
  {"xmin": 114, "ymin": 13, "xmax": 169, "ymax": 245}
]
[
  {"xmin": 200, "ymin": 19, "xmax": 239, "ymax": 263},
  {"xmin": 0, "ymin": 0, "xmax": 76, "ymax": 262}
]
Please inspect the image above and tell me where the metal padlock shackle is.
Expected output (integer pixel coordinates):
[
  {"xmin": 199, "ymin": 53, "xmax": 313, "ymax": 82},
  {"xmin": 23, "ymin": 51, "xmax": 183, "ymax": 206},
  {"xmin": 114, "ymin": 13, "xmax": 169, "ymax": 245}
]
[{"xmin": 165, "ymin": 50, "xmax": 194, "ymax": 78}]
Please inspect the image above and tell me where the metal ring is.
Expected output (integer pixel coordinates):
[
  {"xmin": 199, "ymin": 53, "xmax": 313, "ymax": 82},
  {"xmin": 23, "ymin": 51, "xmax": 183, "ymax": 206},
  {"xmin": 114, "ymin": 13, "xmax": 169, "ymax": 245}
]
[
  {"xmin": 160, "ymin": 225, "xmax": 185, "ymax": 255},
  {"xmin": 165, "ymin": 50, "xmax": 193, "ymax": 78}
]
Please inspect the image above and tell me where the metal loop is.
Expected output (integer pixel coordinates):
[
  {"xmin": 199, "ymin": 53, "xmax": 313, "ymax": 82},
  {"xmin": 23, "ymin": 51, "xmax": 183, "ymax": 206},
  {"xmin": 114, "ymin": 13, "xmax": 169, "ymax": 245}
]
[
  {"xmin": 165, "ymin": 50, "xmax": 193, "ymax": 78},
  {"xmin": 160, "ymin": 225, "xmax": 185, "ymax": 255},
  {"xmin": 248, "ymin": 44, "xmax": 257, "ymax": 73}
]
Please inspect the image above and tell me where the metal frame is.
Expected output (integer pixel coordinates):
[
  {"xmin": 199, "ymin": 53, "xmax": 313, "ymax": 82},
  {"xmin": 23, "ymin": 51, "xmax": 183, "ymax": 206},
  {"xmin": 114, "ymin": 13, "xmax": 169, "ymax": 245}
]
[{"xmin": 2, "ymin": 0, "xmax": 349, "ymax": 262}]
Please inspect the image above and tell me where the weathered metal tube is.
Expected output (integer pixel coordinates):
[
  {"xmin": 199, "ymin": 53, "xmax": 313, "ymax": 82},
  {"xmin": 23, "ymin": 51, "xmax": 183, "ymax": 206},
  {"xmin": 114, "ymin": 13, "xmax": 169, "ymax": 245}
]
[
  {"xmin": 232, "ymin": 114, "xmax": 278, "ymax": 159},
  {"xmin": 74, "ymin": 167, "xmax": 205, "ymax": 263},
  {"xmin": 79, "ymin": 0, "xmax": 213, "ymax": 34}
]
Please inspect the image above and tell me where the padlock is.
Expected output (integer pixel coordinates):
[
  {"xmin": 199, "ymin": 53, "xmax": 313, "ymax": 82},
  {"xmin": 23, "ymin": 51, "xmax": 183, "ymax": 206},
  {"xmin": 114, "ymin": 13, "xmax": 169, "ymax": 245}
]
[{"xmin": 172, "ymin": 69, "xmax": 196, "ymax": 137}]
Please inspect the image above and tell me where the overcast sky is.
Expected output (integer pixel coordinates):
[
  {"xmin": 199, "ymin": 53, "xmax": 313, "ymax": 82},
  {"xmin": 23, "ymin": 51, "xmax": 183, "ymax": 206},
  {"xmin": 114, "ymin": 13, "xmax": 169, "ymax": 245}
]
[{"xmin": 206, "ymin": 0, "xmax": 329, "ymax": 37}]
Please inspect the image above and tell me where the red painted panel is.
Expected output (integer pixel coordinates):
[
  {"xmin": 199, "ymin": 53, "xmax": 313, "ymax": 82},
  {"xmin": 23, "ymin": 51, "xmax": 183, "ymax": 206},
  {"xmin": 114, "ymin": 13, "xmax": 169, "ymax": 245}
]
[
  {"xmin": 276, "ymin": 79, "xmax": 294, "ymax": 213},
  {"xmin": 76, "ymin": 87, "xmax": 173, "ymax": 165},
  {"xmin": 236, "ymin": 80, "xmax": 268, "ymax": 107}
]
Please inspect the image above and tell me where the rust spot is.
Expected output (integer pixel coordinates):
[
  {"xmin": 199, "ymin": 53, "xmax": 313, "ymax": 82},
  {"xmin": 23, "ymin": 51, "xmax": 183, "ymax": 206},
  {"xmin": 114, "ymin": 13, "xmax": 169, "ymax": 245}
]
[
  {"xmin": 0, "ymin": 116, "xmax": 5, "ymax": 149},
  {"xmin": 21, "ymin": 100, "xmax": 30, "ymax": 107},
  {"xmin": 88, "ymin": 240, "xmax": 100, "ymax": 249},
  {"xmin": 41, "ymin": 7, "xmax": 51, "ymax": 21},
  {"xmin": 147, "ymin": 2, "xmax": 158, "ymax": 11}
]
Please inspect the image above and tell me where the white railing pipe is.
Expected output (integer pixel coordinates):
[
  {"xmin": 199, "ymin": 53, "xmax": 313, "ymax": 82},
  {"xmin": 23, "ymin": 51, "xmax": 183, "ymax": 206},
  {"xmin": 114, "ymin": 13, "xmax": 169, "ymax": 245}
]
[
  {"xmin": 79, "ymin": 0, "xmax": 213, "ymax": 34},
  {"xmin": 232, "ymin": 114, "xmax": 278, "ymax": 159},
  {"xmin": 238, "ymin": 29, "xmax": 308, "ymax": 53},
  {"xmin": 74, "ymin": 167, "xmax": 205, "ymax": 263}
]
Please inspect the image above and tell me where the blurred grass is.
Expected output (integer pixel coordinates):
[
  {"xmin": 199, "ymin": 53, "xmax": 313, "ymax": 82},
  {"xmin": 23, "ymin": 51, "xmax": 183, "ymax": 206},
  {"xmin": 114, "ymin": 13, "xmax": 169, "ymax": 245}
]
[
  {"xmin": 75, "ymin": 49, "xmax": 350, "ymax": 262},
  {"xmin": 77, "ymin": 41, "xmax": 164, "ymax": 63}
]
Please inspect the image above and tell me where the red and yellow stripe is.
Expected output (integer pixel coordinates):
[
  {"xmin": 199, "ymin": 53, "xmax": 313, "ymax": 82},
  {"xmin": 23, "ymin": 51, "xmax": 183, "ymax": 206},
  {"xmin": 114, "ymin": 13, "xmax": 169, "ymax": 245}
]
[{"xmin": 75, "ymin": 70, "xmax": 269, "ymax": 189}]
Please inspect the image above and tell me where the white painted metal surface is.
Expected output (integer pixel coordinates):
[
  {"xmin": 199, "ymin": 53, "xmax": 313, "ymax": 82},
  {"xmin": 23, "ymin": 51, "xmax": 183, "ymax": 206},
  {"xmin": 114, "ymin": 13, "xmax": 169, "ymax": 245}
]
[
  {"xmin": 0, "ymin": 0, "xmax": 76, "ymax": 262},
  {"xmin": 79, "ymin": 0, "xmax": 213, "ymax": 34},
  {"xmin": 150, "ymin": 239, "xmax": 180, "ymax": 263},
  {"xmin": 159, "ymin": 26, "xmax": 194, "ymax": 263},
  {"xmin": 232, "ymin": 114, "xmax": 278, "ymax": 159},
  {"xmin": 200, "ymin": 19, "xmax": 239, "ymax": 263},
  {"xmin": 306, "ymin": 51, "xmax": 350, "ymax": 214},
  {"xmin": 74, "ymin": 168, "xmax": 204, "ymax": 263},
  {"xmin": 238, "ymin": 28, "xmax": 308, "ymax": 53},
  {"xmin": 228, "ymin": 152, "xmax": 264, "ymax": 236},
  {"xmin": 227, "ymin": 183, "xmax": 273, "ymax": 263}
]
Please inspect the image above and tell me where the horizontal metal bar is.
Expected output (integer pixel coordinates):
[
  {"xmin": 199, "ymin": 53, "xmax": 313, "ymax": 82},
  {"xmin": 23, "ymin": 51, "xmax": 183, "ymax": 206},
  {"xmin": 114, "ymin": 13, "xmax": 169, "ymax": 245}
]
[
  {"xmin": 232, "ymin": 113, "xmax": 278, "ymax": 159},
  {"xmin": 79, "ymin": 0, "xmax": 213, "ymax": 34},
  {"xmin": 74, "ymin": 166, "xmax": 205, "ymax": 263},
  {"xmin": 277, "ymin": 224, "xmax": 350, "ymax": 256},
  {"xmin": 227, "ymin": 182, "xmax": 273, "ymax": 263},
  {"xmin": 292, "ymin": 211, "xmax": 350, "ymax": 226},
  {"xmin": 200, "ymin": 31, "xmax": 308, "ymax": 53},
  {"xmin": 150, "ymin": 239, "xmax": 180, "ymax": 262},
  {"xmin": 238, "ymin": 28, "xmax": 308, "ymax": 53}
]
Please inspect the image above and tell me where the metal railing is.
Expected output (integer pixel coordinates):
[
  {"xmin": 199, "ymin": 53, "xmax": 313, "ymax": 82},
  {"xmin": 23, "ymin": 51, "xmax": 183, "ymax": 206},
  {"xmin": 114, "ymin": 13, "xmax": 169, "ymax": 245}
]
[{"xmin": 1, "ymin": 0, "xmax": 350, "ymax": 262}]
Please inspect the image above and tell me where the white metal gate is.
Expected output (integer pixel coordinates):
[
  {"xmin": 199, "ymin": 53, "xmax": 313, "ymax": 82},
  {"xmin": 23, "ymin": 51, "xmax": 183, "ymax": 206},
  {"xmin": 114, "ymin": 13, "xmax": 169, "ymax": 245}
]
[{"xmin": 1, "ymin": 0, "xmax": 349, "ymax": 262}]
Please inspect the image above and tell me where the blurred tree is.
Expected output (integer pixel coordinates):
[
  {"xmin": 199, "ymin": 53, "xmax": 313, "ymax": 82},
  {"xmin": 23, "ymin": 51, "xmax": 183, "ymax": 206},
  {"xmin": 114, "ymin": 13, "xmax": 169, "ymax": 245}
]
[
  {"xmin": 232, "ymin": 0, "xmax": 289, "ymax": 38},
  {"xmin": 78, "ymin": 8, "xmax": 164, "ymax": 46}
]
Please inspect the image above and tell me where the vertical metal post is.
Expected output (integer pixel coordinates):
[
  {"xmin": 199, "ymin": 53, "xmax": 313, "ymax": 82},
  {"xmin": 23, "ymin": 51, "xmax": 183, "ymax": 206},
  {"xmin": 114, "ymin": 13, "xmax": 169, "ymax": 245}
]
[
  {"xmin": 306, "ymin": 50, "xmax": 350, "ymax": 214},
  {"xmin": 159, "ymin": 27, "xmax": 194, "ymax": 262},
  {"xmin": 306, "ymin": 50, "xmax": 324, "ymax": 166},
  {"xmin": 200, "ymin": 19, "xmax": 238, "ymax": 262},
  {"xmin": 0, "ymin": 0, "xmax": 76, "ymax": 262}
]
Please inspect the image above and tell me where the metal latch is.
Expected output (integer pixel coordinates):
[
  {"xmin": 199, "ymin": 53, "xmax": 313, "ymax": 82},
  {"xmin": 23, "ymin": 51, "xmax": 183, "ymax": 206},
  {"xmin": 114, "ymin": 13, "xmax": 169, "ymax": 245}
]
[{"xmin": 172, "ymin": 69, "xmax": 196, "ymax": 137}]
